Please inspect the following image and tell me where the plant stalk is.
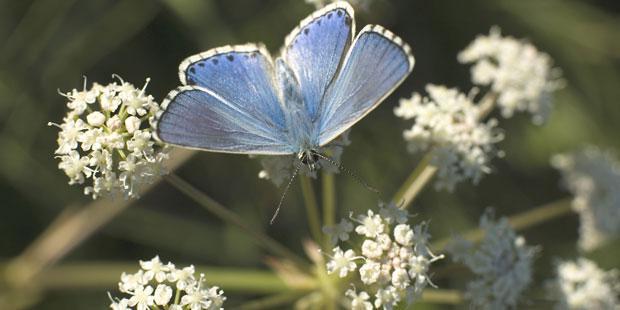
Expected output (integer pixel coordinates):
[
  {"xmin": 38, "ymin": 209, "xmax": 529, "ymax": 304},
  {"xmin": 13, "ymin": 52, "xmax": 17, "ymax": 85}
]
[
  {"xmin": 432, "ymin": 197, "xmax": 574, "ymax": 251},
  {"xmin": 321, "ymin": 172, "xmax": 336, "ymax": 249},
  {"xmin": 165, "ymin": 173, "xmax": 308, "ymax": 269},
  {"xmin": 300, "ymin": 176, "xmax": 322, "ymax": 244}
]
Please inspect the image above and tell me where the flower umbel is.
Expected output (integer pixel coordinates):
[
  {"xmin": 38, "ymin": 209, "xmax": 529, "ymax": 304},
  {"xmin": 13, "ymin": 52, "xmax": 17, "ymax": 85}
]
[
  {"xmin": 109, "ymin": 256, "xmax": 226, "ymax": 310},
  {"xmin": 395, "ymin": 84, "xmax": 503, "ymax": 191},
  {"xmin": 324, "ymin": 202, "xmax": 443, "ymax": 309},
  {"xmin": 448, "ymin": 209, "xmax": 537, "ymax": 309},
  {"xmin": 50, "ymin": 76, "xmax": 169, "ymax": 199},
  {"xmin": 546, "ymin": 258, "xmax": 620, "ymax": 310},
  {"xmin": 551, "ymin": 146, "xmax": 620, "ymax": 251},
  {"xmin": 458, "ymin": 26, "xmax": 564, "ymax": 125}
]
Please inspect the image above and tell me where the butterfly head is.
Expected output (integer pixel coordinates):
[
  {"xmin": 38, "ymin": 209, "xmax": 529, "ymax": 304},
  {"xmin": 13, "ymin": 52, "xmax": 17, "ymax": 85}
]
[{"xmin": 298, "ymin": 149, "xmax": 321, "ymax": 171}]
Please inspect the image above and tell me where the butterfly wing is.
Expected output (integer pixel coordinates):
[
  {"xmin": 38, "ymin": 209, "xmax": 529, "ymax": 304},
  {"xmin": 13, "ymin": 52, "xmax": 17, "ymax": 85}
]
[
  {"xmin": 157, "ymin": 45, "xmax": 292, "ymax": 154},
  {"xmin": 282, "ymin": 2, "xmax": 354, "ymax": 121},
  {"xmin": 318, "ymin": 25, "xmax": 414, "ymax": 145},
  {"xmin": 178, "ymin": 44, "xmax": 285, "ymax": 131},
  {"xmin": 155, "ymin": 86, "xmax": 293, "ymax": 154}
]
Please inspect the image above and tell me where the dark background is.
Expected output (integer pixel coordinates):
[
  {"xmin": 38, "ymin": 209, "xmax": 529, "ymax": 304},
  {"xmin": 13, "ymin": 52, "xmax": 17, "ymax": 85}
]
[{"xmin": 0, "ymin": 0, "xmax": 619, "ymax": 308}]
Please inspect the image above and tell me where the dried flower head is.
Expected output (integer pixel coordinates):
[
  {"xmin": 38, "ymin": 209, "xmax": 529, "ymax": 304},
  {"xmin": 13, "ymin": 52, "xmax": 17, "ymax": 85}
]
[
  {"xmin": 109, "ymin": 256, "xmax": 226, "ymax": 310},
  {"xmin": 551, "ymin": 146, "xmax": 620, "ymax": 251},
  {"xmin": 324, "ymin": 202, "xmax": 443, "ymax": 309},
  {"xmin": 254, "ymin": 131, "xmax": 351, "ymax": 186},
  {"xmin": 50, "ymin": 76, "xmax": 170, "ymax": 199},
  {"xmin": 448, "ymin": 210, "xmax": 537, "ymax": 309},
  {"xmin": 395, "ymin": 84, "xmax": 503, "ymax": 191},
  {"xmin": 458, "ymin": 26, "xmax": 564, "ymax": 125},
  {"xmin": 546, "ymin": 258, "xmax": 620, "ymax": 310}
]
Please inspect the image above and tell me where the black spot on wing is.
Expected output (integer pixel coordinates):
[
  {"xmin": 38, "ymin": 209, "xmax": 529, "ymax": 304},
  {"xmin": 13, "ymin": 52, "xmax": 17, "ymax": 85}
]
[
  {"xmin": 198, "ymin": 62, "xmax": 205, "ymax": 67},
  {"xmin": 226, "ymin": 54, "xmax": 234, "ymax": 61},
  {"xmin": 212, "ymin": 58, "xmax": 219, "ymax": 65},
  {"xmin": 304, "ymin": 28, "xmax": 309, "ymax": 35},
  {"xmin": 189, "ymin": 67, "xmax": 196, "ymax": 74}
]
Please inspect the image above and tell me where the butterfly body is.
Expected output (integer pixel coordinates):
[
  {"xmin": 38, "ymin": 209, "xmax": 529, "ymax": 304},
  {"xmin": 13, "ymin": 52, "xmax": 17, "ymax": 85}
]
[{"xmin": 154, "ymin": 2, "xmax": 414, "ymax": 168}]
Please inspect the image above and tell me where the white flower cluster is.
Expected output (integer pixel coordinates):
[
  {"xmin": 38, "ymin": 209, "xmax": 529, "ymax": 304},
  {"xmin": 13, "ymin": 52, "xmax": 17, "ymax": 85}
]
[
  {"xmin": 254, "ymin": 131, "xmax": 351, "ymax": 186},
  {"xmin": 323, "ymin": 202, "xmax": 443, "ymax": 309},
  {"xmin": 109, "ymin": 256, "xmax": 225, "ymax": 310},
  {"xmin": 458, "ymin": 26, "xmax": 563, "ymax": 125},
  {"xmin": 448, "ymin": 210, "xmax": 537, "ymax": 310},
  {"xmin": 551, "ymin": 147, "xmax": 620, "ymax": 251},
  {"xmin": 50, "ymin": 76, "xmax": 169, "ymax": 199},
  {"xmin": 546, "ymin": 258, "xmax": 619, "ymax": 310},
  {"xmin": 395, "ymin": 84, "xmax": 503, "ymax": 191}
]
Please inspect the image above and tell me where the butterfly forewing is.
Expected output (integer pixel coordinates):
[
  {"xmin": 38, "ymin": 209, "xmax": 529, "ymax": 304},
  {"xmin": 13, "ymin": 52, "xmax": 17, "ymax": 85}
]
[
  {"xmin": 283, "ymin": 2, "xmax": 354, "ymax": 121},
  {"xmin": 155, "ymin": 86, "xmax": 293, "ymax": 155},
  {"xmin": 318, "ymin": 25, "xmax": 414, "ymax": 145}
]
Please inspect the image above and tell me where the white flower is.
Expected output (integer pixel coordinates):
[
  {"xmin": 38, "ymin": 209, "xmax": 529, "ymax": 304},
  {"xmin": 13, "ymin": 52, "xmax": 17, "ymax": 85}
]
[
  {"xmin": 547, "ymin": 258, "xmax": 619, "ymax": 310},
  {"xmin": 345, "ymin": 289, "xmax": 373, "ymax": 310},
  {"xmin": 110, "ymin": 257, "xmax": 226, "ymax": 309},
  {"xmin": 374, "ymin": 286, "xmax": 399, "ymax": 309},
  {"xmin": 86, "ymin": 111, "xmax": 106, "ymax": 126},
  {"xmin": 254, "ymin": 130, "xmax": 351, "ymax": 186},
  {"xmin": 458, "ymin": 26, "xmax": 563, "ymax": 124},
  {"xmin": 391, "ymin": 268, "xmax": 410, "ymax": 289},
  {"xmin": 140, "ymin": 256, "xmax": 172, "ymax": 283},
  {"xmin": 323, "ymin": 218, "xmax": 354, "ymax": 245},
  {"xmin": 149, "ymin": 284, "xmax": 172, "ymax": 306},
  {"xmin": 359, "ymin": 261, "xmax": 381, "ymax": 284},
  {"xmin": 110, "ymin": 298, "xmax": 130, "ymax": 310},
  {"xmin": 125, "ymin": 116, "xmax": 141, "ymax": 134},
  {"xmin": 379, "ymin": 202, "xmax": 408, "ymax": 224},
  {"xmin": 552, "ymin": 147, "xmax": 620, "ymax": 251},
  {"xmin": 327, "ymin": 247, "xmax": 359, "ymax": 277},
  {"xmin": 205, "ymin": 287, "xmax": 226, "ymax": 310},
  {"xmin": 168, "ymin": 265, "xmax": 196, "ymax": 290},
  {"xmin": 329, "ymin": 204, "xmax": 443, "ymax": 309},
  {"xmin": 448, "ymin": 210, "xmax": 537, "ymax": 309},
  {"xmin": 394, "ymin": 224, "xmax": 414, "ymax": 246},
  {"xmin": 128, "ymin": 285, "xmax": 154, "ymax": 310},
  {"xmin": 355, "ymin": 210, "xmax": 385, "ymax": 238},
  {"xmin": 395, "ymin": 84, "xmax": 503, "ymax": 191},
  {"xmin": 50, "ymin": 76, "xmax": 169, "ymax": 199},
  {"xmin": 119, "ymin": 270, "xmax": 146, "ymax": 293},
  {"xmin": 361, "ymin": 239, "xmax": 383, "ymax": 259},
  {"xmin": 181, "ymin": 284, "xmax": 211, "ymax": 310}
]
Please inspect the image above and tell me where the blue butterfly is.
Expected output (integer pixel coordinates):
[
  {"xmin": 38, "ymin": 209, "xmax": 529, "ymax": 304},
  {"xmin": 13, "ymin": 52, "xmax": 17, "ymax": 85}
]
[{"xmin": 154, "ymin": 1, "xmax": 414, "ymax": 171}]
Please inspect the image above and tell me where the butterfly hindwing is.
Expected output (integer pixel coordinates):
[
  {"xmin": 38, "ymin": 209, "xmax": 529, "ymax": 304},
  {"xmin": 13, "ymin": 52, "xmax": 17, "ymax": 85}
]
[
  {"xmin": 154, "ymin": 86, "xmax": 293, "ymax": 155},
  {"xmin": 318, "ymin": 25, "xmax": 414, "ymax": 145},
  {"xmin": 283, "ymin": 2, "xmax": 354, "ymax": 121},
  {"xmin": 179, "ymin": 44, "xmax": 285, "ymax": 131}
]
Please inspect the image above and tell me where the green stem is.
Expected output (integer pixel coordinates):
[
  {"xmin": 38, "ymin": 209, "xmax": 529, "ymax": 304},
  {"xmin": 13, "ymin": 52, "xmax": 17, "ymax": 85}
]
[
  {"xmin": 321, "ymin": 172, "xmax": 336, "ymax": 249},
  {"xmin": 165, "ymin": 173, "xmax": 308, "ymax": 269},
  {"xmin": 237, "ymin": 291, "xmax": 308, "ymax": 310},
  {"xmin": 432, "ymin": 197, "xmax": 573, "ymax": 251},
  {"xmin": 392, "ymin": 151, "xmax": 437, "ymax": 209},
  {"xmin": 420, "ymin": 289, "xmax": 465, "ymax": 304},
  {"xmin": 300, "ymin": 176, "xmax": 322, "ymax": 244}
]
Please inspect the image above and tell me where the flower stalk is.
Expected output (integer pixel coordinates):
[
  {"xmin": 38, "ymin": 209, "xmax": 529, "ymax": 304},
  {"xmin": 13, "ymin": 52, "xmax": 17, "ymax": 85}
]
[
  {"xmin": 300, "ymin": 176, "xmax": 322, "ymax": 244},
  {"xmin": 165, "ymin": 173, "xmax": 309, "ymax": 269}
]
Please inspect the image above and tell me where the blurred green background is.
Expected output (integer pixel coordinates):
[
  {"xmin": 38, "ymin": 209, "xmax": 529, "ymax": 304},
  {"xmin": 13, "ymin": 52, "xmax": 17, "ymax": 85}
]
[{"xmin": 0, "ymin": 0, "xmax": 619, "ymax": 308}]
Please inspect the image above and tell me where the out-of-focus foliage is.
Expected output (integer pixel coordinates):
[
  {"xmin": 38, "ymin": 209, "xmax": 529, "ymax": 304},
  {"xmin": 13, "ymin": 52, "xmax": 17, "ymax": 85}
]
[{"xmin": 0, "ymin": 0, "xmax": 618, "ymax": 308}]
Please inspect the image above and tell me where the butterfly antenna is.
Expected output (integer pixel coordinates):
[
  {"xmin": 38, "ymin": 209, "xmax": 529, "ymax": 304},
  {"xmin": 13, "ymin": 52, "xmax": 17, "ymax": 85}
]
[
  {"xmin": 315, "ymin": 152, "xmax": 383, "ymax": 198},
  {"xmin": 270, "ymin": 161, "xmax": 302, "ymax": 225}
]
